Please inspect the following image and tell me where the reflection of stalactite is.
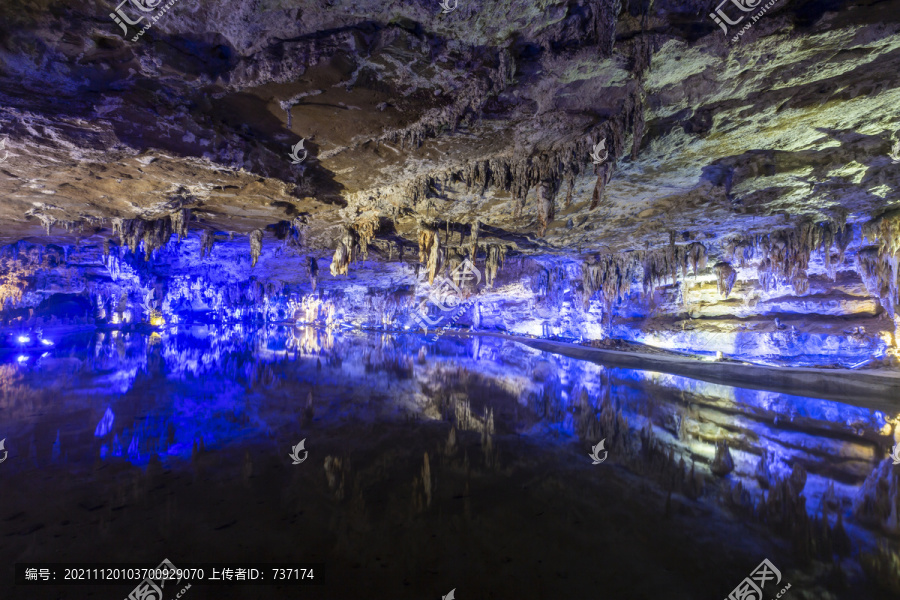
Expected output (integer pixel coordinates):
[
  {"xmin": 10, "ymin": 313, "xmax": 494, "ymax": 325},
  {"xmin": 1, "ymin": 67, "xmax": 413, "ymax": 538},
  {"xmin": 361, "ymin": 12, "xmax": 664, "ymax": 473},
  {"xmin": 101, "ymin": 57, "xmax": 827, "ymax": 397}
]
[
  {"xmin": 325, "ymin": 455, "xmax": 348, "ymax": 501},
  {"xmin": 249, "ymin": 230, "xmax": 263, "ymax": 267},
  {"xmin": 468, "ymin": 221, "xmax": 479, "ymax": 262},
  {"xmin": 422, "ymin": 452, "xmax": 432, "ymax": 507},
  {"xmin": 714, "ymin": 262, "xmax": 737, "ymax": 298},
  {"xmin": 862, "ymin": 543, "xmax": 900, "ymax": 594},
  {"xmin": 854, "ymin": 457, "xmax": 900, "ymax": 535}
]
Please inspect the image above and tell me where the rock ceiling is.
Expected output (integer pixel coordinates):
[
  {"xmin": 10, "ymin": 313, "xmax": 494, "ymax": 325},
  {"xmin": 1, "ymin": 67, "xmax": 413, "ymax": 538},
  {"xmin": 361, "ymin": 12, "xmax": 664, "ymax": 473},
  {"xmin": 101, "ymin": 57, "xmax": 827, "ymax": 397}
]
[{"xmin": 0, "ymin": 0, "xmax": 899, "ymax": 263}]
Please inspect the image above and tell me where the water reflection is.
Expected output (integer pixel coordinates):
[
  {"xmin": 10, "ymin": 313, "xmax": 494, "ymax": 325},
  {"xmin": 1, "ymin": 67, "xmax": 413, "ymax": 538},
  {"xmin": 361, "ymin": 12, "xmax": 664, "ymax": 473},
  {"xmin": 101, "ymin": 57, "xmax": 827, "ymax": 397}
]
[{"xmin": 0, "ymin": 327, "xmax": 898, "ymax": 598}]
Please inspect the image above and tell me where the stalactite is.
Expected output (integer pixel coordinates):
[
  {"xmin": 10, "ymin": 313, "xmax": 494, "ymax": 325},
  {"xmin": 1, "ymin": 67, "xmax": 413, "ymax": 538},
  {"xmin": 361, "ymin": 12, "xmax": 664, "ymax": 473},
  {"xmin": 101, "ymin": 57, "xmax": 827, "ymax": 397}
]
[
  {"xmin": 140, "ymin": 219, "xmax": 174, "ymax": 260},
  {"xmin": 352, "ymin": 217, "xmax": 379, "ymax": 261},
  {"xmin": 591, "ymin": 0, "xmax": 621, "ymax": 57},
  {"xmin": 249, "ymin": 230, "xmax": 263, "ymax": 268},
  {"xmin": 381, "ymin": 46, "xmax": 514, "ymax": 151},
  {"xmin": 856, "ymin": 247, "xmax": 894, "ymax": 316},
  {"xmin": 200, "ymin": 230, "xmax": 215, "ymax": 259},
  {"xmin": 590, "ymin": 163, "xmax": 614, "ymax": 210},
  {"xmin": 417, "ymin": 224, "xmax": 442, "ymax": 285},
  {"xmin": 582, "ymin": 253, "xmax": 640, "ymax": 309},
  {"xmin": 727, "ymin": 218, "xmax": 850, "ymax": 296},
  {"xmin": 170, "ymin": 209, "xmax": 190, "ymax": 240},
  {"xmin": 715, "ymin": 262, "xmax": 737, "ymax": 298},
  {"xmin": 537, "ymin": 180, "xmax": 555, "ymax": 237},
  {"xmin": 710, "ymin": 441, "xmax": 735, "ymax": 477},
  {"xmin": 307, "ymin": 256, "xmax": 318, "ymax": 291},
  {"xmin": 406, "ymin": 135, "xmax": 601, "ymax": 215},
  {"xmin": 468, "ymin": 221, "xmax": 479, "ymax": 262},
  {"xmin": 630, "ymin": 88, "xmax": 645, "ymax": 161},
  {"xmin": 858, "ymin": 211, "xmax": 900, "ymax": 315},
  {"xmin": 791, "ymin": 270, "xmax": 810, "ymax": 296},
  {"xmin": 484, "ymin": 244, "xmax": 506, "ymax": 289},
  {"xmin": 111, "ymin": 216, "xmax": 182, "ymax": 260},
  {"xmin": 685, "ymin": 242, "xmax": 707, "ymax": 277},
  {"xmin": 330, "ymin": 227, "xmax": 358, "ymax": 277}
]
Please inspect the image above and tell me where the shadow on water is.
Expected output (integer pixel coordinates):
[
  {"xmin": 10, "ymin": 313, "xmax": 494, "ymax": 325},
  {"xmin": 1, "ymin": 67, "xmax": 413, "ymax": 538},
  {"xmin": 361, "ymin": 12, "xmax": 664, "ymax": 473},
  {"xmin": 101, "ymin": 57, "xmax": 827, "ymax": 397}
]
[{"xmin": 0, "ymin": 326, "xmax": 898, "ymax": 599}]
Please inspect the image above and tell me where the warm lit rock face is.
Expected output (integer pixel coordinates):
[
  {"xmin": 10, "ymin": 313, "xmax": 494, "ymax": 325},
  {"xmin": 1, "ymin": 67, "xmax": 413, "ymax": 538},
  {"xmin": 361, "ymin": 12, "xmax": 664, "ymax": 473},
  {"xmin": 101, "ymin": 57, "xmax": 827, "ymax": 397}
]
[{"xmin": 2, "ymin": 0, "xmax": 900, "ymax": 363}]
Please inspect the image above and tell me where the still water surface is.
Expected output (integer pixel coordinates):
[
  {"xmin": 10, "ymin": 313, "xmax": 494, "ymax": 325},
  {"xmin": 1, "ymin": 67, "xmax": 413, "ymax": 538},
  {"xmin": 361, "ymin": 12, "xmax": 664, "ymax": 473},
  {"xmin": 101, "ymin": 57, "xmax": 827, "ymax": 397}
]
[{"xmin": 0, "ymin": 326, "xmax": 896, "ymax": 599}]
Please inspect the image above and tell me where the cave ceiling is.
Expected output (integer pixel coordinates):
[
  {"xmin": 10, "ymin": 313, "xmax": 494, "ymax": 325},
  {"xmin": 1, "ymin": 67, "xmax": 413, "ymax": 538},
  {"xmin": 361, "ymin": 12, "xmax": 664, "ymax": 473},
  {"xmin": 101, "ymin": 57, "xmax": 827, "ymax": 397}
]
[{"xmin": 0, "ymin": 0, "xmax": 899, "ymax": 261}]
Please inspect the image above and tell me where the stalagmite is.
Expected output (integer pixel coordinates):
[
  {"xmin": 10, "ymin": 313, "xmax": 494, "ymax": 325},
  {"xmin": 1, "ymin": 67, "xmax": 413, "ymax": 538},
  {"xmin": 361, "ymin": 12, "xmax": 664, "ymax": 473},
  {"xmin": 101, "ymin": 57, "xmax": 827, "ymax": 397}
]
[{"xmin": 249, "ymin": 230, "xmax": 263, "ymax": 267}]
